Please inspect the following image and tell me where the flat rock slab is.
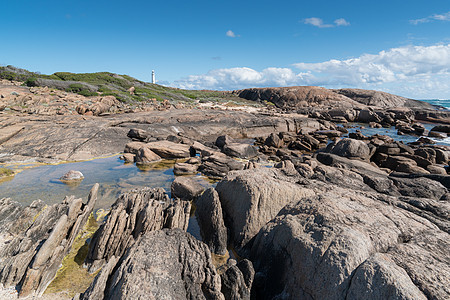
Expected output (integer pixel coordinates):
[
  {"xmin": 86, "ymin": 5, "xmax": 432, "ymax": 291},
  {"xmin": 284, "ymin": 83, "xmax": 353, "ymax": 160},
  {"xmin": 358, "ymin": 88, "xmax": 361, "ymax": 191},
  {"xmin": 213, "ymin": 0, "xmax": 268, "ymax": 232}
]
[
  {"xmin": 0, "ymin": 125, "xmax": 24, "ymax": 144},
  {"xmin": 145, "ymin": 140, "xmax": 191, "ymax": 158},
  {"xmin": 0, "ymin": 109, "xmax": 309, "ymax": 162}
]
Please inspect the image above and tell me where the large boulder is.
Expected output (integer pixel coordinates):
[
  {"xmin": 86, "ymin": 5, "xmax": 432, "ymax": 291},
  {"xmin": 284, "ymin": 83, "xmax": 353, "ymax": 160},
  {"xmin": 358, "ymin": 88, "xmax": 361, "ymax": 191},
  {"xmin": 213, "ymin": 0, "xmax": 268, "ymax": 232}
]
[
  {"xmin": 127, "ymin": 128, "xmax": 150, "ymax": 141},
  {"xmin": 250, "ymin": 187, "xmax": 449, "ymax": 300},
  {"xmin": 430, "ymin": 125, "xmax": 450, "ymax": 133},
  {"xmin": 215, "ymin": 168, "xmax": 315, "ymax": 250},
  {"xmin": 79, "ymin": 229, "xmax": 224, "ymax": 300},
  {"xmin": 357, "ymin": 109, "xmax": 382, "ymax": 123},
  {"xmin": 134, "ymin": 147, "xmax": 161, "ymax": 164},
  {"xmin": 223, "ymin": 143, "xmax": 258, "ymax": 159},
  {"xmin": 199, "ymin": 153, "xmax": 245, "ymax": 178},
  {"xmin": 330, "ymin": 138, "xmax": 371, "ymax": 160},
  {"xmin": 216, "ymin": 135, "xmax": 235, "ymax": 149},
  {"xmin": 173, "ymin": 162, "xmax": 199, "ymax": 175},
  {"xmin": 170, "ymin": 176, "xmax": 205, "ymax": 201},
  {"xmin": 265, "ymin": 133, "xmax": 284, "ymax": 148}
]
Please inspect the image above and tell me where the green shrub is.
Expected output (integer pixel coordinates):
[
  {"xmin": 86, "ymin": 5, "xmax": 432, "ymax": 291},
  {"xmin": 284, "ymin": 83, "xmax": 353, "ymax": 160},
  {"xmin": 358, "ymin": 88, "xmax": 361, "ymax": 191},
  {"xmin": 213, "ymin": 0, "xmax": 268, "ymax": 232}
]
[
  {"xmin": 25, "ymin": 77, "xmax": 38, "ymax": 87},
  {"xmin": 66, "ymin": 84, "xmax": 97, "ymax": 97}
]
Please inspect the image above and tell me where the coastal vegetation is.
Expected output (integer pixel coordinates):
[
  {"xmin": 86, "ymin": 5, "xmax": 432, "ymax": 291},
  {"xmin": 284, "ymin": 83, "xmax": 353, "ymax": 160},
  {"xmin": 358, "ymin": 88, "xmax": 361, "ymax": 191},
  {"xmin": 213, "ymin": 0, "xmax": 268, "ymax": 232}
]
[
  {"xmin": 0, "ymin": 167, "xmax": 14, "ymax": 178},
  {"xmin": 0, "ymin": 65, "xmax": 251, "ymax": 105}
]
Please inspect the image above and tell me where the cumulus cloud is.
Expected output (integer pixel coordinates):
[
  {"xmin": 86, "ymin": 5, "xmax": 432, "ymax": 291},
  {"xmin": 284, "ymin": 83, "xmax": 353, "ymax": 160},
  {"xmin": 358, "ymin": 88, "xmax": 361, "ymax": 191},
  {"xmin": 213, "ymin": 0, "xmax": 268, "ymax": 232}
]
[
  {"xmin": 304, "ymin": 18, "xmax": 333, "ymax": 28},
  {"xmin": 334, "ymin": 18, "xmax": 350, "ymax": 26},
  {"xmin": 226, "ymin": 30, "xmax": 238, "ymax": 38},
  {"xmin": 172, "ymin": 44, "xmax": 450, "ymax": 98},
  {"xmin": 303, "ymin": 17, "xmax": 350, "ymax": 28},
  {"xmin": 410, "ymin": 11, "xmax": 450, "ymax": 24},
  {"xmin": 293, "ymin": 44, "xmax": 450, "ymax": 84},
  {"xmin": 173, "ymin": 67, "xmax": 311, "ymax": 90}
]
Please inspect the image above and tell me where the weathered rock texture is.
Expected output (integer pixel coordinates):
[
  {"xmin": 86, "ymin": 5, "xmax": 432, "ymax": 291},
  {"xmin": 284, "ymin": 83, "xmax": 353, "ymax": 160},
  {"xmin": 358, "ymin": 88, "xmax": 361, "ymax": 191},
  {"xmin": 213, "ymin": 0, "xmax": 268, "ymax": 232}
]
[
  {"xmin": 79, "ymin": 229, "xmax": 224, "ymax": 300},
  {"xmin": 0, "ymin": 184, "xmax": 98, "ymax": 297},
  {"xmin": 333, "ymin": 88, "xmax": 431, "ymax": 109},
  {"xmin": 236, "ymin": 86, "xmax": 364, "ymax": 109},
  {"xmin": 171, "ymin": 176, "xmax": 205, "ymax": 201},
  {"xmin": 85, "ymin": 187, "xmax": 191, "ymax": 272},
  {"xmin": 199, "ymin": 153, "xmax": 245, "ymax": 178},
  {"xmin": 220, "ymin": 259, "xmax": 255, "ymax": 300},
  {"xmin": 250, "ymin": 186, "xmax": 449, "ymax": 300},
  {"xmin": 215, "ymin": 168, "xmax": 315, "ymax": 250},
  {"xmin": 195, "ymin": 188, "xmax": 228, "ymax": 255}
]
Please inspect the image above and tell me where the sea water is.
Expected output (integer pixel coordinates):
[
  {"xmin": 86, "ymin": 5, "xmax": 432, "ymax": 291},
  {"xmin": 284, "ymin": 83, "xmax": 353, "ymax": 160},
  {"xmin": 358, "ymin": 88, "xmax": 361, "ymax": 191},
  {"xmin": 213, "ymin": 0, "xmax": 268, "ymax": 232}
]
[
  {"xmin": 348, "ymin": 122, "xmax": 450, "ymax": 146},
  {"xmin": 349, "ymin": 99, "xmax": 450, "ymax": 146},
  {"xmin": 421, "ymin": 99, "xmax": 450, "ymax": 110}
]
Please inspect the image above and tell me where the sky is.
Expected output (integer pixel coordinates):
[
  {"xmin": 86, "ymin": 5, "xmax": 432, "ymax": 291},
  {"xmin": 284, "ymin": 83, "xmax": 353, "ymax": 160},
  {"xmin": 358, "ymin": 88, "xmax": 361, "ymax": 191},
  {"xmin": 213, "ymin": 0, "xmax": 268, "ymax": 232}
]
[{"xmin": 1, "ymin": 0, "xmax": 450, "ymax": 99}]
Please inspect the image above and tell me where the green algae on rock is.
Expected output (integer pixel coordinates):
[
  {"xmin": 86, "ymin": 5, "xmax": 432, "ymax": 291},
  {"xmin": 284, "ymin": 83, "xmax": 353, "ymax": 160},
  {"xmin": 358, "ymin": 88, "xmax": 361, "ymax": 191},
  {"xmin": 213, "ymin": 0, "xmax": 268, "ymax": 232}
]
[{"xmin": 44, "ymin": 214, "xmax": 100, "ymax": 297}]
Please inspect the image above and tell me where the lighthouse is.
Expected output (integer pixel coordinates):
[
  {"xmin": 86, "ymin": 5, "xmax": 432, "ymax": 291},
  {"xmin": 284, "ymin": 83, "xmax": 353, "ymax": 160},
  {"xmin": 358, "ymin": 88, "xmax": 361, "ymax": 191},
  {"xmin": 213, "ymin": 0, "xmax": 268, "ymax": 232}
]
[{"xmin": 152, "ymin": 70, "xmax": 155, "ymax": 84}]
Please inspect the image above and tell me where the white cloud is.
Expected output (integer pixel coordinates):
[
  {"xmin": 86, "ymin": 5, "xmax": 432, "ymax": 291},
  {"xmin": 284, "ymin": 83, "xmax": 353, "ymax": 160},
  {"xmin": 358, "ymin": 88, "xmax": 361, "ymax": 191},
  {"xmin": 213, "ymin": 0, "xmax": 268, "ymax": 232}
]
[
  {"xmin": 226, "ymin": 30, "xmax": 237, "ymax": 38},
  {"xmin": 293, "ymin": 44, "xmax": 450, "ymax": 84},
  {"xmin": 304, "ymin": 17, "xmax": 350, "ymax": 28},
  {"xmin": 304, "ymin": 17, "xmax": 333, "ymax": 28},
  {"xmin": 410, "ymin": 11, "xmax": 450, "ymax": 24},
  {"xmin": 173, "ymin": 67, "xmax": 311, "ymax": 90},
  {"xmin": 334, "ymin": 18, "xmax": 350, "ymax": 26},
  {"xmin": 172, "ymin": 44, "xmax": 450, "ymax": 98}
]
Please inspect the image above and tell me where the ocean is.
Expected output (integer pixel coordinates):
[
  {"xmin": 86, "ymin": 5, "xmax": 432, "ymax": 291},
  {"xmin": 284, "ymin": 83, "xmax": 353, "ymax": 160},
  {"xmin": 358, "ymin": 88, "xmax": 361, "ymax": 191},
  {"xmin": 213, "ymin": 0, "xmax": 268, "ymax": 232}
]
[{"xmin": 420, "ymin": 99, "xmax": 450, "ymax": 110}]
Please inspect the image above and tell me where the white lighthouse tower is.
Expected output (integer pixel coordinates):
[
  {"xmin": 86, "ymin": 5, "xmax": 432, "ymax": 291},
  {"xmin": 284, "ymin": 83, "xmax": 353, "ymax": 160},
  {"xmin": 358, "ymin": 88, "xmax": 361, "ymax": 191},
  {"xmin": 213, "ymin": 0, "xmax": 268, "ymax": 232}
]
[{"xmin": 152, "ymin": 70, "xmax": 155, "ymax": 84}]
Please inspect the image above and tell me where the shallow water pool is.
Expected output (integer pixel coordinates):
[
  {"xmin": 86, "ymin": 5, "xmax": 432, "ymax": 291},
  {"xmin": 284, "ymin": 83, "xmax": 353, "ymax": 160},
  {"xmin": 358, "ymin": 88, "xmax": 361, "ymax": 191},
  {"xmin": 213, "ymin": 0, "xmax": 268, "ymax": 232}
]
[{"xmin": 0, "ymin": 155, "xmax": 212, "ymax": 210}]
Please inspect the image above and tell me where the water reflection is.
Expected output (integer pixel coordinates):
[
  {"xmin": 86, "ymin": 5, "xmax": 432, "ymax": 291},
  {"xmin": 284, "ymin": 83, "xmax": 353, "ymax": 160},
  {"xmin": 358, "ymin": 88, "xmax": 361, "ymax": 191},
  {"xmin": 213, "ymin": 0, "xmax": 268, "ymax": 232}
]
[{"xmin": 0, "ymin": 156, "xmax": 211, "ymax": 210}]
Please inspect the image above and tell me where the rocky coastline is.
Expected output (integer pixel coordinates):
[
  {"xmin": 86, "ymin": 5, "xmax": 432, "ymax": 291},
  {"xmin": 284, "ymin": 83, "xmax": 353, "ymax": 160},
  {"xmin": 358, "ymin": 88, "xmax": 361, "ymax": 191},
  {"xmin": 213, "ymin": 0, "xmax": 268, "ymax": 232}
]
[{"xmin": 0, "ymin": 81, "xmax": 449, "ymax": 299}]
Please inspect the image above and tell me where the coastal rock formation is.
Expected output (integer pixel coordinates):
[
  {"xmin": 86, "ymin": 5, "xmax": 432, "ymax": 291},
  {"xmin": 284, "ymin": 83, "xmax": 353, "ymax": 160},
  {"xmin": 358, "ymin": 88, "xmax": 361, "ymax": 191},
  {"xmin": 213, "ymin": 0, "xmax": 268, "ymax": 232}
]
[
  {"xmin": 330, "ymin": 138, "xmax": 371, "ymax": 160},
  {"xmin": 195, "ymin": 188, "xmax": 228, "ymax": 255},
  {"xmin": 199, "ymin": 153, "xmax": 245, "ymax": 178},
  {"xmin": 173, "ymin": 161, "xmax": 199, "ymax": 175},
  {"xmin": 223, "ymin": 143, "xmax": 258, "ymax": 159},
  {"xmin": 220, "ymin": 259, "xmax": 255, "ymax": 300},
  {"xmin": 0, "ymin": 184, "xmax": 98, "ymax": 297},
  {"xmin": 215, "ymin": 168, "xmax": 315, "ymax": 250},
  {"xmin": 79, "ymin": 229, "xmax": 224, "ymax": 300},
  {"xmin": 170, "ymin": 176, "xmax": 205, "ymax": 201},
  {"xmin": 85, "ymin": 187, "xmax": 191, "ymax": 272},
  {"xmin": 134, "ymin": 147, "xmax": 161, "ymax": 164},
  {"xmin": 250, "ymin": 187, "xmax": 449, "ymax": 300},
  {"xmin": 236, "ymin": 86, "xmax": 363, "ymax": 110},
  {"xmin": 0, "ymin": 106, "xmax": 311, "ymax": 163},
  {"xmin": 145, "ymin": 140, "xmax": 191, "ymax": 158},
  {"xmin": 333, "ymin": 88, "xmax": 431, "ymax": 109}
]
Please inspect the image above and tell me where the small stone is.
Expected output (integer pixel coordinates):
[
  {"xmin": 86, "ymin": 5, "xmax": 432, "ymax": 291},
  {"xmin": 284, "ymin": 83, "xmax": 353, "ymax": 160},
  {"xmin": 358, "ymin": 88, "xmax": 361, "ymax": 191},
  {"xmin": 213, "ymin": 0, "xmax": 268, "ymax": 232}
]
[
  {"xmin": 120, "ymin": 153, "xmax": 135, "ymax": 163},
  {"xmin": 60, "ymin": 170, "xmax": 84, "ymax": 181}
]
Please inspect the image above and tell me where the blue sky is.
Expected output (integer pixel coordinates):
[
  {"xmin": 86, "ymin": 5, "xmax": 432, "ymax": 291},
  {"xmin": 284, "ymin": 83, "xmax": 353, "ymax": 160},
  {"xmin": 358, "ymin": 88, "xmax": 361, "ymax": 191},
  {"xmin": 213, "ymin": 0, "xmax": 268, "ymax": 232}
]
[{"xmin": 1, "ymin": 0, "xmax": 449, "ymax": 98}]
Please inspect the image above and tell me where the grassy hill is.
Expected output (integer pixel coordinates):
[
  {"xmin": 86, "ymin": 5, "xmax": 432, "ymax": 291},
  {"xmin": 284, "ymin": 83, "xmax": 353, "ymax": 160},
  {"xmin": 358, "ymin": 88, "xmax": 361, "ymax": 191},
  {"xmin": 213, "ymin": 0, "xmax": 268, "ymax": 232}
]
[{"xmin": 0, "ymin": 65, "xmax": 249, "ymax": 105}]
